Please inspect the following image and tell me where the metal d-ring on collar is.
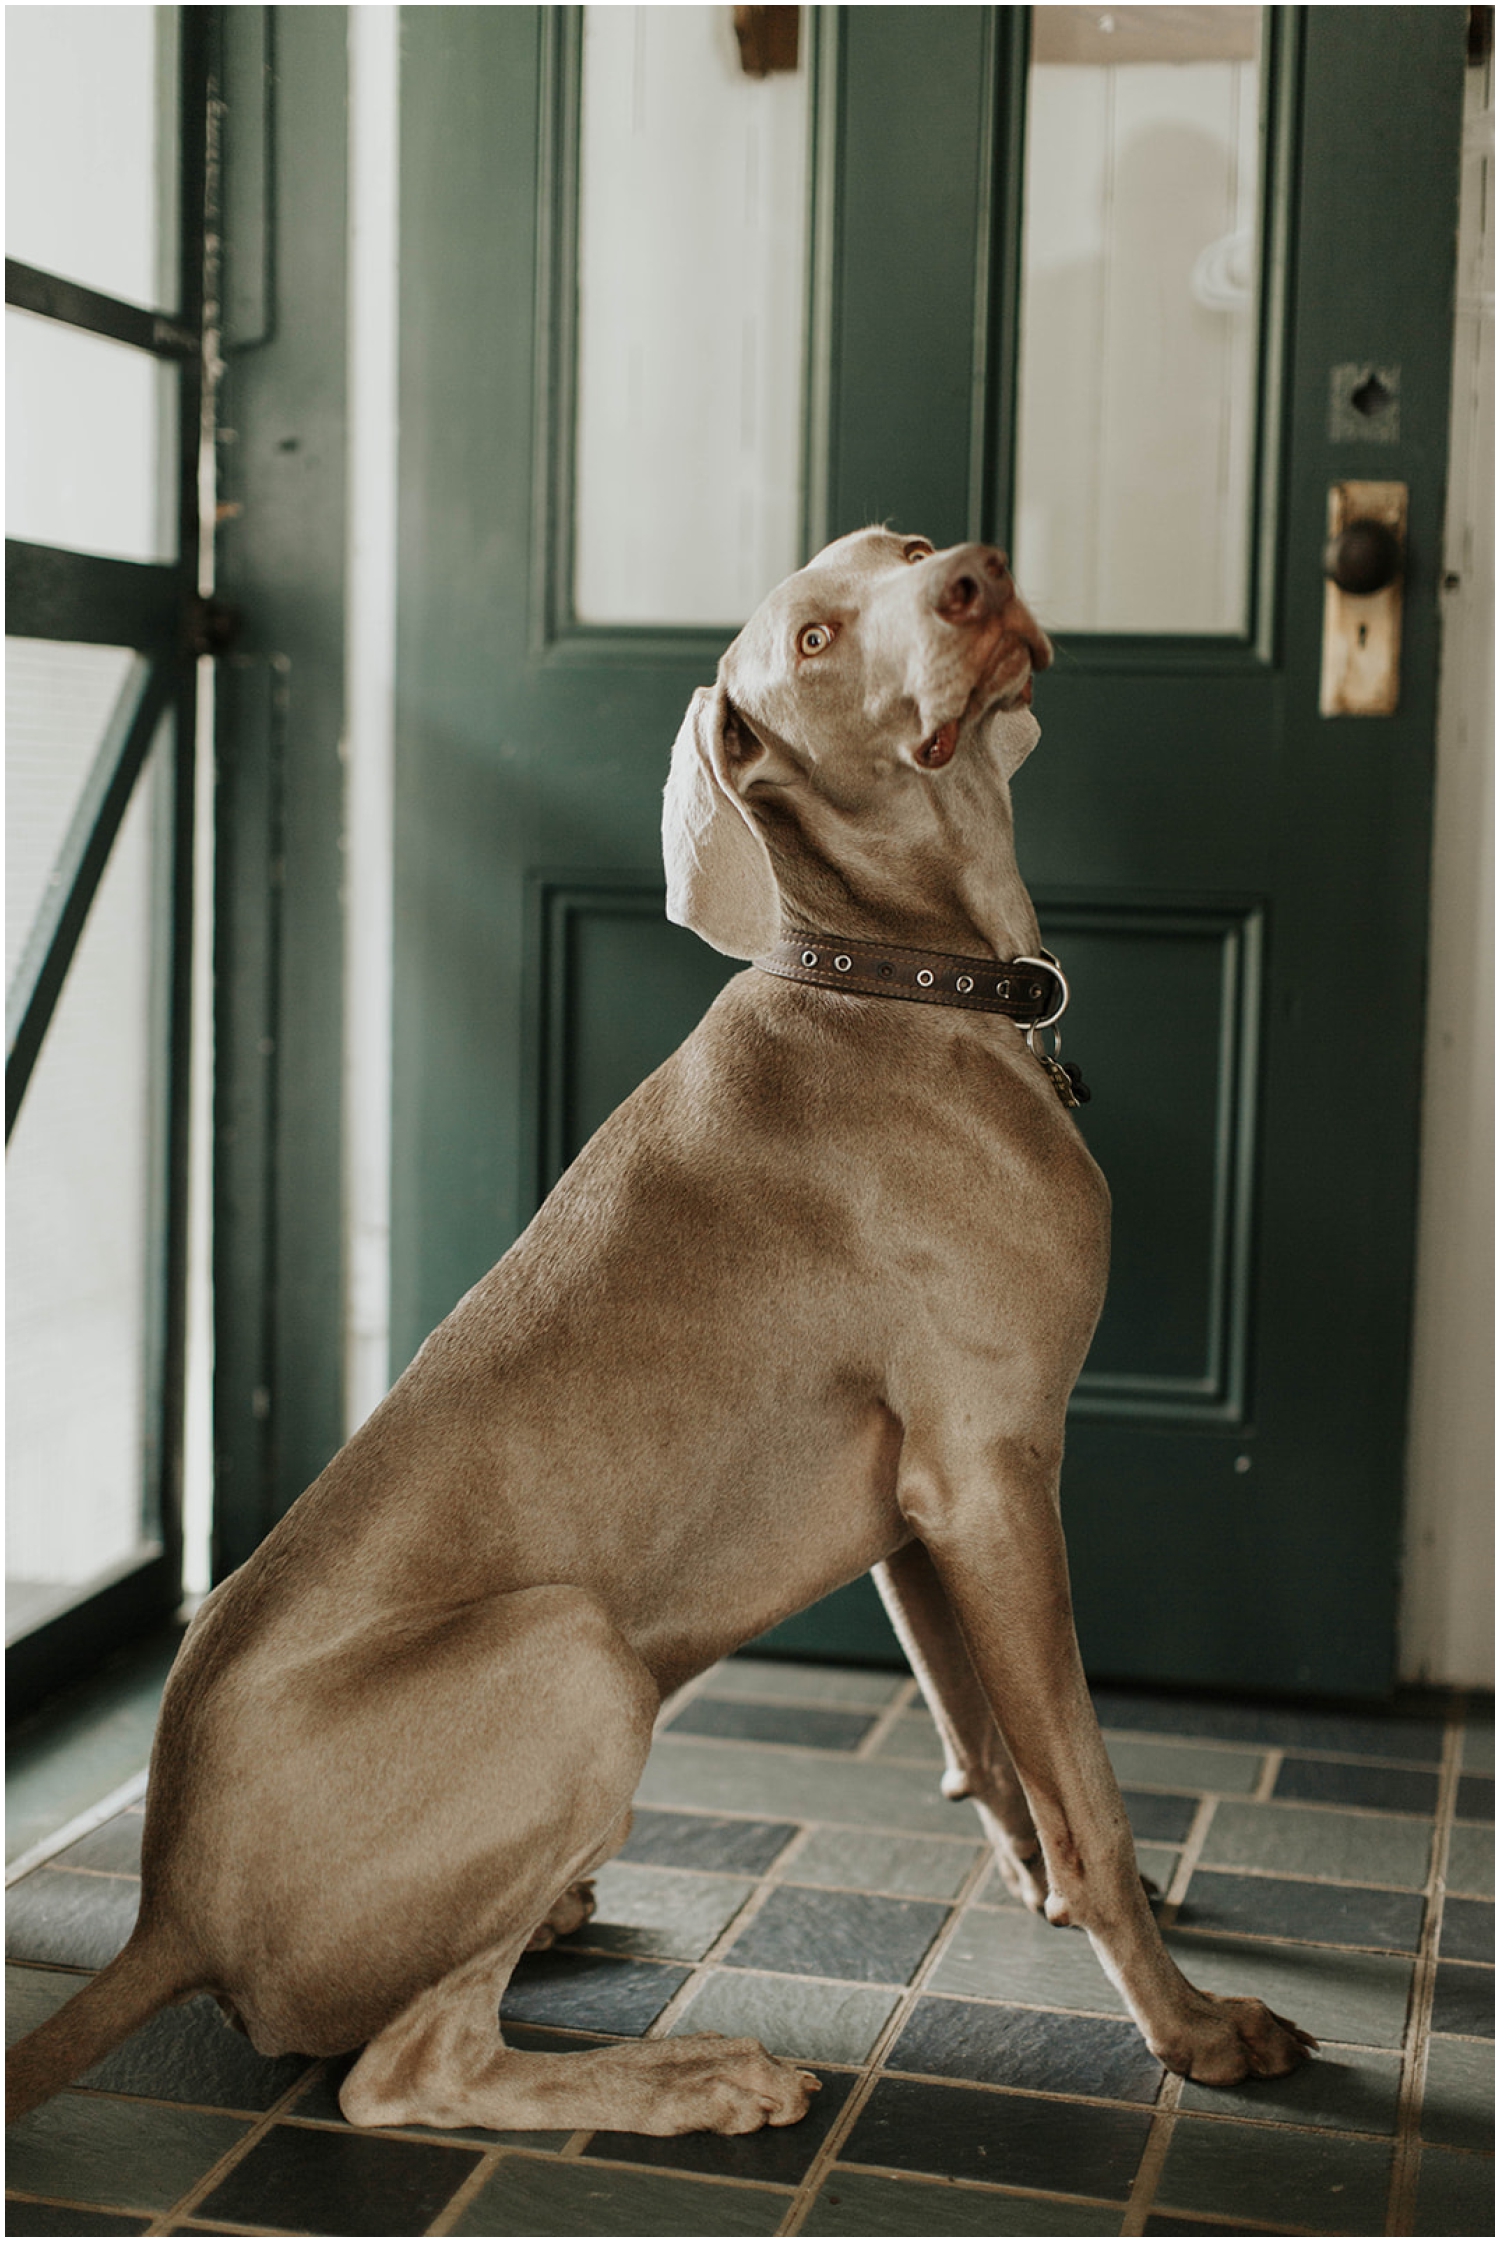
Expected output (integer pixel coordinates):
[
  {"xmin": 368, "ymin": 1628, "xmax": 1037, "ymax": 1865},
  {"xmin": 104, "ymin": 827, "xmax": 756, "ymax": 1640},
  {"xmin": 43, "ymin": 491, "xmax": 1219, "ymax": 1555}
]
[{"xmin": 753, "ymin": 935, "xmax": 1071, "ymax": 1030}]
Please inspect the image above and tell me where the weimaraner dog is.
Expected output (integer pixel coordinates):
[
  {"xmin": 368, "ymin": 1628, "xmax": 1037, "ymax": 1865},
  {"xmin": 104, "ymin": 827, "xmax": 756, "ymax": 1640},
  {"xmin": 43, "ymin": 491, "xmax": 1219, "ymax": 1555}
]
[{"xmin": 9, "ymin": 527, "xmax": 1313, "ymax": 2137}]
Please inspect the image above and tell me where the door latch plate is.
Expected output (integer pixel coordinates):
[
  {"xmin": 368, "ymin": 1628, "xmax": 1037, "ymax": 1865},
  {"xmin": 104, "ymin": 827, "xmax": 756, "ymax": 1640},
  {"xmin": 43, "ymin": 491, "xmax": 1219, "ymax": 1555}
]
[{"xmin": 1319, "ymin": 480, "xmax": 1407, "ymax": 717}]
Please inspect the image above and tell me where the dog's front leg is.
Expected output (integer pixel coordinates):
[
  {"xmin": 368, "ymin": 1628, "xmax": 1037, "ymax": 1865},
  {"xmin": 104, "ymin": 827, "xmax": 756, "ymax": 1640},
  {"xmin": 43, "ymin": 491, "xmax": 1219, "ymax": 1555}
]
[
  {"xmin": 873, "ymin": 1543, "xmax": 1048, "ymax": 1911},
  {"xmin": 901, "ymin": 1430, "xmax": 1315, "ymax": 2086}
]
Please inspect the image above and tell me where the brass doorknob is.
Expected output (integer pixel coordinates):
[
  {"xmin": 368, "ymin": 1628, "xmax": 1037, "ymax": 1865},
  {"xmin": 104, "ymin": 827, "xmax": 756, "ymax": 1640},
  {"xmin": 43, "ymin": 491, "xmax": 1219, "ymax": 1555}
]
[{"xmin": 1323, "ymin": 518, "xmax": 1403, "ymax": 596}]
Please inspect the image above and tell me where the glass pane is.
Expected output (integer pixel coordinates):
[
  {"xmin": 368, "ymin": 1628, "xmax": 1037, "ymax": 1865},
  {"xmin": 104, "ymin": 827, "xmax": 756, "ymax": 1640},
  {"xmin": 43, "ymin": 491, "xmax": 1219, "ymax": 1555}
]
[
  {"xmin": 4, "ymin": 4, "xmax": 177, "ymax": 312},
  {"xmin": 5, "ymin": 308, "xmax": 174, "ymax": 563},
  {"xmin": 573, "ymin": 4, "xmax": 810, "ymax": 626},
  {"xmin": 1013, "ymin": 6, "xmax": 1264, "ymax": 634},
  {"xmin": 6, "ymin": 737, "xmax": 166, "ymax": 1641},
  {"xmin": 6, "ymin": 639, "xmax": 140, "ymax": 985}
]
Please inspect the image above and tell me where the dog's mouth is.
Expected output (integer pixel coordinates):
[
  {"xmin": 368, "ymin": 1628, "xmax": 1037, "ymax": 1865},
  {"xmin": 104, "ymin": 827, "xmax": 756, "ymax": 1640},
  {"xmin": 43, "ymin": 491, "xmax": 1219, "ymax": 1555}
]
[{"xmin": 915, "ymin": 643, "xmax": 1035, "ymax": 768}]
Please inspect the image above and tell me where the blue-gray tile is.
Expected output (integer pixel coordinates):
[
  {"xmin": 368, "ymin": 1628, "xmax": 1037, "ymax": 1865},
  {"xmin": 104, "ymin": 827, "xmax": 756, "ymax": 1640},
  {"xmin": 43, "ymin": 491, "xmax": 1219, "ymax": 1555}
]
[
  {"xmin": 666, "ymin": 1698, "xmax": 878, "ymax": 1751},
  {"xmin": 583, "ymin": 1862, "xmax": 755, "ymax": 1960},
  {"xmin": 1179, "ymin": 2043, "xmax": 1403, "ymax": 2134},
  {"xmin": 709, "ymin": 1658, "xmax": 905, "ymax": 1709},
  {"xmin": 1162, "ymin": 1931, "xmax": 1413, "ymax": 2048},
  {"xmin": 450, "ymin": 2154, "xmax": 790, "ymax": 2235},
  {"xmin": 1448, "ymin": 1823, "xmax": 1495, "ymax": 1897},
  {"xmin": 53, "ymin": 1813, "xmax": 145, "ymax": 1876},
  {"xmin": 80, "ymin": 1992, "xmax": 315, "ymax": 2109},
  {"xmin": 198, "ymin": 2120, "xmax": 482, "ymax": 2234},
  {"xmin": 790, "ymin": 1826, "xmax": 982, "ymax": 1900},
  {"xmin": 803, "ymin": 2170, "xmax": 1122, "ymax": 2235},
  {"xmin": 1461, "ymin": 1714, "xmax": 1494, "ymax": 1775},
  {"xmin": 931, "ymin": 1906, "xmax": 1127, "ymax": 2016},
  {"xmin": 889, "ymin": 1996, "xmax": 1163, "ymax": 2104},
  {"xmin": 501, "ymin": 1949, "xmax": 690, "ymax": 2035},
  {"xmin": 1156, "ymin": 2114, "xmax": 1392, "ymax": 2232},
  {"xmin": 1455, "ymin": 1775, "xmax": 1494, "ymax": 1823},
  {"xmin": 1273, "ymin": 1758, "xmax": 1440, "ymax": 1814},
  {"xmin": 1091, "ymin": 1691, "xmax": 1445, "ymax": 1762},
  {"xmin": 5, "ymin": 2093, "xmax": 249, "ymax": 2214},
  {"xmin": 619, "ymin": 1809, "xmax": 798, "ymax": 1876},
  {"xmin": 1412, "ymin": 2144, "xmax": 1495, "ymax": 2237},
  {"xmin": 722, "ymin": 1885, "xmax": 949, "ymax": 1985},
  {"xmin": 1200, "ymin": 1801, "xmax": 1432, "ymax": 1887},
  {"xmin": 637, "ymin": 1738, "xmax": 975, "ymax": 1835},
  {"xmin": 6, "ymin": 1962, "xmax": 83, "ymax": 2045},
  {"xmin": 3, "ymin": 2204, "xmax": 150, "ymax": 2236},
  {"xmin": 5, "ymin": 1871, "xmax": 140, "ymax": 1970},
  {"xmin": 1177, "ymin": 1869, "xmax": 1424, "ymax": 1952},
  {"xmin": 670, "ymin": 1966, "xmax": 899, "ymax": 2065},
  {"xmin": 1421, "ymin": 2036, "xmax": 1496, "ymax": 2152},
  {"xmin": 583, "ymin": 2067, "xmax": 853, "ymax": 2182},
  {"xmin": 1121, "ymin": 1791, "xmax": 1198, "ymax": 1845},
  {"xmin": 1442, "ymin": 1898, "xmax": 1494, "ymax": 1964},
  {"xmin": 1430, "ymin": 1961, "xmax": 1494, "ymax": 2038},
  {"xmin": 1104, "ymin": 1739, "xmax": 1263, "ymax": 1795},
  {"xmin": 840, "ymin": 2075, "xmax": 1151, "ymax": 2198}
]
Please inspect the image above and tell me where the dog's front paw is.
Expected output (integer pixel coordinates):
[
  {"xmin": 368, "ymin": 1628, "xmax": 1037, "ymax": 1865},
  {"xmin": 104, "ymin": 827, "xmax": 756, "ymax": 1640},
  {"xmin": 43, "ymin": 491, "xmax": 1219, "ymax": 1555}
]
[
  {"xmin": 1154, "ymin": 1991, "xmax": 1318, "ymax": 2085},
  {"xmin": 643, "ymin": 2035, "xmax": 820, "ymax": 2135}
]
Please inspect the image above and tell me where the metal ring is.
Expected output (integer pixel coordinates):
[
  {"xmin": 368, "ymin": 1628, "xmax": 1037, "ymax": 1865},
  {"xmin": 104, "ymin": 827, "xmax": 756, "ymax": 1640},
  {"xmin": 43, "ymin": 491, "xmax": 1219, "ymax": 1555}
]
[
  {"xmin": 1012, "ymin": 952, "xmax": 1069, "ymax": 1030},
  {"xmin": 834, "ymin": 955, "xmax": 852, "ymax": 972},
  {"xmin": 916, "ymin": 969, "xmax": 935, "ymax": 987},
  {"xmin": 955, "ymin": 975, "xmax": 974, "ymax": 994},
  {"xmin": 801, "ymin": 950, "xmax": 818, "ymax": 967}
]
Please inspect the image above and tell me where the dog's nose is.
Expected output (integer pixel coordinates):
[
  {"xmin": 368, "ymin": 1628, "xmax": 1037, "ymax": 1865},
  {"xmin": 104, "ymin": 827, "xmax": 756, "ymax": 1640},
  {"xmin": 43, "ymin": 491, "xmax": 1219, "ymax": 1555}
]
[{"xmin": 933, "ymin": 546, "xmax": 1008, "ymax": 626}]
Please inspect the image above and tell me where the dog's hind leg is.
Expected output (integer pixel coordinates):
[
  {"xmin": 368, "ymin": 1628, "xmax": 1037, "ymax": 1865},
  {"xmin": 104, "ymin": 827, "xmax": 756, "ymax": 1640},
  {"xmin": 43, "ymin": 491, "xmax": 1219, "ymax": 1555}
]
[{"xmin": 339, "ymin": 1937, "xmax": 820, "ymax": 2137}]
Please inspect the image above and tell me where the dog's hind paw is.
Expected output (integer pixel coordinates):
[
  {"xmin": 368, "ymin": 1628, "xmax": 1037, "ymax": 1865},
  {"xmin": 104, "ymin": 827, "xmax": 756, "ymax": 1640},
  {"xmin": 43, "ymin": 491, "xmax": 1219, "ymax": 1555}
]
[
  {"xmin": 525, "ymin": 1878, "xmax": 598, "ymax": 1951},
  {"xmin": 1154, "ymin": 1991, "xmax": 1318, "ymax": 2085}
]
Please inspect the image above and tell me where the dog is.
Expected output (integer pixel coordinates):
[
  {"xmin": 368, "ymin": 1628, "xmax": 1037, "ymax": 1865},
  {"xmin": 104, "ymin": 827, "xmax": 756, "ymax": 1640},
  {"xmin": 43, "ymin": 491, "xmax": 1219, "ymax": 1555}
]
[{"xmin": 8, "ymin": 527, "xmax": 1313, "ymax": 2138}]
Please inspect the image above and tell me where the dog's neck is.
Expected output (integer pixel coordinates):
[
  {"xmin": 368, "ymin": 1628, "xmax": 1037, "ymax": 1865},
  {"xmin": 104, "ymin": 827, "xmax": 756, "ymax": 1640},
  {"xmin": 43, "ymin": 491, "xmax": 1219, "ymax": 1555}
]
[{"xmin": 758, "ymin": 766, "xmax": 1042, "ymax": 965}]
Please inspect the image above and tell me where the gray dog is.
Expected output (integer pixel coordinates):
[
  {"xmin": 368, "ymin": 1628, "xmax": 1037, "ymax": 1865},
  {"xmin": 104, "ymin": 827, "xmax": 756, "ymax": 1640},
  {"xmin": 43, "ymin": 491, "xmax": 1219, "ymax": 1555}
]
[{"xmin": 8, "ymin": 529, "xmax": 1312, "ymax": 2138}]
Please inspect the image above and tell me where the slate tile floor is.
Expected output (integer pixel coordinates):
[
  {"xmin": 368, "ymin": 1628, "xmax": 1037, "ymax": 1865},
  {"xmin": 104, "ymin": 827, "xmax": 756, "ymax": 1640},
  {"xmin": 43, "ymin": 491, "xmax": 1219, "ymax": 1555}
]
[{"xmin": 6, "ymin": 1659, "xmax": 1493, "ymax": 2236}]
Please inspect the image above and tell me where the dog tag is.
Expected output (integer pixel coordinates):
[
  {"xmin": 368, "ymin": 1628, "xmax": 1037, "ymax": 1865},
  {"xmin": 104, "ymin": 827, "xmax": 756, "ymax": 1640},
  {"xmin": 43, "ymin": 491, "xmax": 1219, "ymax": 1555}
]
[{"xmin": 1040, "ymin": 1055, "xmax": 1091, "ymax": 1109}]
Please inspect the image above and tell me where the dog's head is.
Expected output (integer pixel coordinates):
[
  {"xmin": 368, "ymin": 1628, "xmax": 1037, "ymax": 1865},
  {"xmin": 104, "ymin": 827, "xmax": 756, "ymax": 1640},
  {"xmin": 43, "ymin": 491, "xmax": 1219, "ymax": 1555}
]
[{"xmin": 663, "ymin": 528, "xmax": 1052, "ymax": 959}]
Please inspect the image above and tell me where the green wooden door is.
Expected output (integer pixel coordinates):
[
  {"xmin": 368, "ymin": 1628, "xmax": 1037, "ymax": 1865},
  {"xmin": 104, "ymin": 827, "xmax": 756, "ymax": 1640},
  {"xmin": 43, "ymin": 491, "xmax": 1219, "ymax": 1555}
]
[{"xmin": 392, "ymin": 7, "xmax": 1465, "ymax": 1696}]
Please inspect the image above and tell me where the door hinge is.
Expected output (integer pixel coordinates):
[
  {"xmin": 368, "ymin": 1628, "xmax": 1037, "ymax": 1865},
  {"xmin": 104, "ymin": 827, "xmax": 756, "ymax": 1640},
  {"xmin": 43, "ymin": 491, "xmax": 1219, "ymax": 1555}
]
[{"xmin": 186, "ymin": 594, "xmax": 241, "ymax": 657}]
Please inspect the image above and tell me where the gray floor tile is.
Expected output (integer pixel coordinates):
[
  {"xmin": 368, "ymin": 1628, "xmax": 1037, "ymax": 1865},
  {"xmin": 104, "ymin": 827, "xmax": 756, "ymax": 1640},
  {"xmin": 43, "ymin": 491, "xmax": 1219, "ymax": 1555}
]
[
  {"xmin": 6, "ymin": 1962, "xmax": 84, "ymax": 2046},
  {"xmin": 706, "ymin": 1657, "xmax": 906, "ymax": 1709},
  {"xmin": 1461, "ymin": 1714, "xmax": 1495, "ymax": 1774},
  {"xmin": 450, "ymin": 2154, "xmax": 790, "ymax": 2235},
  {"xmin": 1442, "ymin": 1896, "xmax": 1495, "ymax": 1964},
  {"xmin": 889, "ymin": 1996, "xmax": 1163, "ymax": 2104},
  {"xmin": 1178, "ymin": 1868, "xmax": 1425, "ymax": 1952},
  {"xmin": 53, "ymin": 1813, "xmax": 145, "ymax": 1876},
  {"xmin": 5, "ymin": 2093, "xmax": 249, "ymax": 2215},
  {"xmin": 790, "ymin": 1826, "xmax": 983, "ymax": 1899},
  {"xmin": 1155, "ymin": 2114, "xmax": 1392, "ymax": 2232},
  {"xmin": 1421, "ymin": 2036, "xmax": 1497, "ymax": 2151},
  {"xmin": 871, "ymin": 1712, "xmax": 944, "ymax": 1764},
  {"xmin": 841, "ymin": 2075, "xmax": 1152, "ymax": 2199},
  {"xmin": 671, "ymin": 1966, "xmax": 899, "ymax": 2064},
  {"xmin": 1199, "ymin": 1801, "xmax": 1433, "ymax": 1888},
  {"xmin": 637, "ymin": 1738, "xmax": 974, "ymax": 1835},
  {"xmin": 501, "ymin": 1949, "xmax": 690, "ymax": 2035},
  {"xmin": 929, "ymin": 1906, "xmax": 1127, "ymax": 2016},
  {"xmin": 1091, "ymin": 1692, "xmax": 1445, "ymax": 1763},
  {"xmin": 6, "ymin": 1870, "xmax": 141, "ymax": 1969},
  {"xmin": 1430, "ymin": 1960, "xmax": 1494, "ymax": 2038},
  {"xmin": 619, "ymin": 1809, "xmax": 798, "ymax": 1876},
  {"xmin": 1448, "ymin": 1823, "xmax": 1495, "ymax": 1896},
  {"xmin": 3, "ymin": 2205, "xmax": 151, "ymax": 2236},
  {"xmin": 1412, "ymin": 2144, "xmax": 1495, "ymax": 2238},
  {"xmin": 722, "ymin": 1884, "xmax": 949, "ymax": 1984},
  {"xmin": 1456, "ymin": 1774, "xmax": 1495, "ymax": 1823},
  {"xmin": 1104, "ymin": 1739, "xmax": 1263, "ymax": 1795},
  {"xmin": 1162, "ymin": 1931, "xmax": 1413, "ymax": 2048},
  {"xmin": 583, "ymin": 1862, "xmax": 755, "ymax": 1960},
  {"xmin": 802, "ymin": 2169, "xmax": 1123, "ymax": 2235},
  {"xmin": 667, "ymin": 1698, "xmax": 879, "ymax": 1751},
  {"xmin": 1273, "ymin": 1758, "xmax": 1440, "ymax": 1815},
  {"xmin": 1179, "ymin": 2043, "xmax": 1402, "ymax": 2133}
]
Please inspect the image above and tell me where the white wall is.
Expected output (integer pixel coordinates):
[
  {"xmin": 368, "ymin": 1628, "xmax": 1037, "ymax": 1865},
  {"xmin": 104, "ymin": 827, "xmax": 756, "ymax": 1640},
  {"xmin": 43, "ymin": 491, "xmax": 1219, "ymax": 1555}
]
[{"xmin": 1399, "ymin": 44, "xmax": 1495, "ymax": 1688}]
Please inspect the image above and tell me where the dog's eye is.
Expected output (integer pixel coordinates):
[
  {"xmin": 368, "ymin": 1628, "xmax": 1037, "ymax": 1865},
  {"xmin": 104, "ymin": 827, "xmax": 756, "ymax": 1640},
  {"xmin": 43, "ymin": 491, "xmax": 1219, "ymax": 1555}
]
[
  {"xmin": 903, "ymin": 540, "xmax": 934, "ymax": 564},
  {"xmin": 797, "ymin": 623, "xmax": 834, "ymax": 657}
]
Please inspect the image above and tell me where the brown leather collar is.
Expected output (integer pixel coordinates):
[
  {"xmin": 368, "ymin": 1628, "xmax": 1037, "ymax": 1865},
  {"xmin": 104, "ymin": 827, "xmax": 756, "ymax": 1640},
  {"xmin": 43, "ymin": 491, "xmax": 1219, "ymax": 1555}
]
[{"xmin": 754, "ymin": 935, "xmax": 1068, "ymax": 1026}]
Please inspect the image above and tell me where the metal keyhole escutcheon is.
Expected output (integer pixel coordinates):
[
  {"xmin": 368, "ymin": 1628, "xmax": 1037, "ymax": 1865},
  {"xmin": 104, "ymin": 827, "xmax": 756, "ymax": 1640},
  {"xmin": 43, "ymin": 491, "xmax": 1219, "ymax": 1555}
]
[{"xmin": 1322, "ymin": 517, "xmax": 1403, "ymax": 596}]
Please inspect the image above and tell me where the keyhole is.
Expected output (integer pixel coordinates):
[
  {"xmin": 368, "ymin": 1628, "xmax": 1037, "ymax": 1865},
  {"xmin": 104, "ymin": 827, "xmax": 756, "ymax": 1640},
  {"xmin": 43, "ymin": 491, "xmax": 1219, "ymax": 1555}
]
[
  {"xmin": 1350, "ymin": 374, "xmax": 1391, "ymax": 418},
  {"xmin": 1357, "ymin": 623, "xmax": 1369, "ymax": 648}
]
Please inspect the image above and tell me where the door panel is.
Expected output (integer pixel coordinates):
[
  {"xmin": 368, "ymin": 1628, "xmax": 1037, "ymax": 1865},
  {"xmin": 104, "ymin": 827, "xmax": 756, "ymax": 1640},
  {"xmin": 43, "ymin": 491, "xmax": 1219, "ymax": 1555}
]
[{"xmin": 393, "ymin": 7, "xmax": 1465, "ymax": 1695}]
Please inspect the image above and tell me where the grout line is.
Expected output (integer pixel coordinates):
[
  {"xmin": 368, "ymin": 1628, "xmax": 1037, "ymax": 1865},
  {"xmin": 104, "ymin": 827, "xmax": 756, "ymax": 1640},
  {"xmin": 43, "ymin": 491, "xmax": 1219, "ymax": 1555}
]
[
  {"xmin": 1385, "ymin": 1688, "xmax": 1467, "ymax": 2236},
  {"xmin": 1162, "ymin": 1793, "xmax": 1219, "ymax": 1915},
  {"xmin": 1255, "ymin": 1746, "xmax": 1285, "ymax": 1802},
  {"xmin": 5, "ymin": 1767, "xmax": 150, "ymax": 1885},
  {"xmin": 851, "ymin": 1675, "xmax": 920, "ymax": 1759},
  {"xmin": 776, "ymin": 1837, "xmax": 1001, "ymax": 2233},
  {"xmin": 1120, "ymin": 2067, "xmax": 1185, "ymax": 2236},
  {"xmin": 144, "ymin": 2063, "xmax": 335, "ymax": 2233},
  {"xmin": 423, "ymin": 2146, "xmax": 505, "ymax": 2237}
]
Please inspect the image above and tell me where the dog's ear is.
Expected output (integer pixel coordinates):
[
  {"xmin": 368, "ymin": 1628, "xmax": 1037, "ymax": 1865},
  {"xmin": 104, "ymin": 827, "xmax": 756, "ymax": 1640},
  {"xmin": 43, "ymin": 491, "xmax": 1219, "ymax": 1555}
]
[{"xmin": 662, "ymin": 683, "xmax": 781, "ymax": 960}]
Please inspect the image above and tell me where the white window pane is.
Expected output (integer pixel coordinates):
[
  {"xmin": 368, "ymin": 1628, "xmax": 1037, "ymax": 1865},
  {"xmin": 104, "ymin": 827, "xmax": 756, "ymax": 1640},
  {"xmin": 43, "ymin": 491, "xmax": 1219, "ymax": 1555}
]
[
  {"xmin": 573, "ymin": 5, "xmax": 810, "ymax": 627},
  {"xmin": 6, "ymin": 640, "xmax": 140, "ymax": 986},
  {"xmin": 6, "ymin": 741, "xmax": 166, "ymax": 1634},
  {"xmin": 1013, "ymin": 9, "xmax": 1264, "ymax": 634},
  {"xmin": 5, "ymin": 4, "xmax": 175, "ymax": 312},
  {"xmin": 5, "ymin": 309, "xmax": 174, "ymax": 563}
]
